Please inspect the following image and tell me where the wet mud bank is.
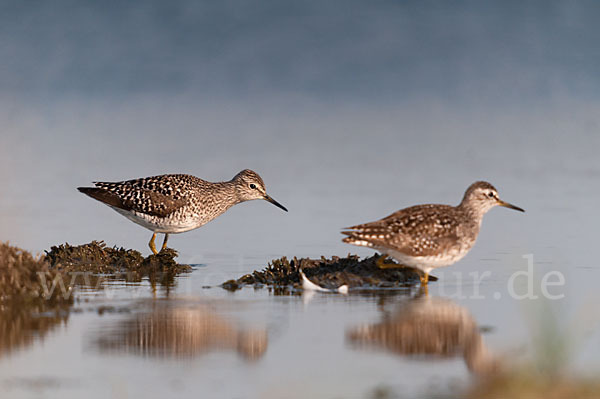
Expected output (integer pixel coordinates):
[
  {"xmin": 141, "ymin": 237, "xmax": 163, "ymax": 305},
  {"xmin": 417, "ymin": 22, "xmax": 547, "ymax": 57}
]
[{"xmin": 222, "ymin": 254, "xmax": 432, "ymax": 293}]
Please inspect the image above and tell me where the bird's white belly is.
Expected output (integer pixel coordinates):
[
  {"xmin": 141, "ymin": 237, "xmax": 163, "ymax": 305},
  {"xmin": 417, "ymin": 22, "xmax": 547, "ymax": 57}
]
[
  {"xmin": 111, "ymin": 207, "xmax": 202, "ymax": 233},
  {"xmin": 379, "ymin": 247, "xmax": 470, "ymax": 274}
]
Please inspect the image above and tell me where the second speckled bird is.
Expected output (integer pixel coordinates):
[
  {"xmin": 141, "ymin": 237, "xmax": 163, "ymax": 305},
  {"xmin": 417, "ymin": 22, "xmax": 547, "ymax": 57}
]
[{"xmin": 342, "ymin": 181, "xmax": 524, "ymax": 284}]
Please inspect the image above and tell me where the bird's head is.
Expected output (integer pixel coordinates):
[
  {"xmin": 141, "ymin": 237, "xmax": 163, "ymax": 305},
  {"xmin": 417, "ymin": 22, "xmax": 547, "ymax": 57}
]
[
  {"xmin": 461, "ymin": 181, "xmax": 524, "ymax": 216},
  {"xmin": 232, "ymin": 169, "xmax": 288, "ymax": 212}
]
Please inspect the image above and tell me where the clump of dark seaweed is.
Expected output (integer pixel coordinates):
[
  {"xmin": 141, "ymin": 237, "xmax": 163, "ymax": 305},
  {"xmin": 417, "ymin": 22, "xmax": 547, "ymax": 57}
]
[
  {"xmin": 0, "ymin": 242, "xmax": 73, "ymax": 357},
  {"xmin": 222, "ymin": 254, "xmax": 426, "ymax": 293},
  {"xmin": 45, "ymin": 241, "xmax": 191, "ymax": 285},
  {"xmin": 45, "ymin": 240, "xmax": 144, "ymax": 273}
]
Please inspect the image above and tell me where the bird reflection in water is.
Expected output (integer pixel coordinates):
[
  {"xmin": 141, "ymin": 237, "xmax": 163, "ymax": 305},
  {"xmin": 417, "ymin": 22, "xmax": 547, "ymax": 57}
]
[
  {"xmin": 347, "ymin": 296, "xmax": 499, "ymax": 375},
  {"xmin": 94, "ymin": 303, "xmax": 268, "ymax": 360}
]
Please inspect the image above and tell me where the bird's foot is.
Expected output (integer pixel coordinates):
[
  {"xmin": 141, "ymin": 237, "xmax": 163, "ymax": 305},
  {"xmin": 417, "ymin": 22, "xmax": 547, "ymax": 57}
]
[{"xmin": 376, "ymin": 255, "xmax": 407, "ymax": 269}]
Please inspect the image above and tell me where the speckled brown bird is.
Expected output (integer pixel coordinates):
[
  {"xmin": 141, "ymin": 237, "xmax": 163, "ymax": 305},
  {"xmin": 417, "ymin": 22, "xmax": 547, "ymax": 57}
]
[
  {"xmin": 342, "ymin": 181, "xmax": 524, "ymax": 284},
  {"xmin": 78, "ymin": 169, "xmax": 287, "ymax": 254}
]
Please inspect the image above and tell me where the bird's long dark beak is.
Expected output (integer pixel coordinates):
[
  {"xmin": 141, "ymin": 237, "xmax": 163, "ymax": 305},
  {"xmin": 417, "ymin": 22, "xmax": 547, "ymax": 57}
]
[
  {"xmin": 264, "ymin": 195, "xmax": 288, "ymax": 212},
  {"xmin": 497, "ymin": 199, "xmax": 525, "ymax": 212}
]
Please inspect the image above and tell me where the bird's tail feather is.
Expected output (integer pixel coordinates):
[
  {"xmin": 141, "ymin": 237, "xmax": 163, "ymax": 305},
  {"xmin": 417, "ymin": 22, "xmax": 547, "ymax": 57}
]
[{"xmin": 77, "ymin": 187, "xmax": 126, "ymax": 210}]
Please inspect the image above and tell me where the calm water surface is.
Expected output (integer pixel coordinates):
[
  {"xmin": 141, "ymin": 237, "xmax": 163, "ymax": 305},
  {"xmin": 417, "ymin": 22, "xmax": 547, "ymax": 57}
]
[{"xmin": 1, "ymin": 100, "xmax": 600, "ymax": 399}]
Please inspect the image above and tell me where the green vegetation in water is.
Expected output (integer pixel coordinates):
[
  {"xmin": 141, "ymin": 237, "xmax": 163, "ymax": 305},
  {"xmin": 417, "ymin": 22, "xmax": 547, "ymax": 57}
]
[
  {"xmin": 455, "ymin": 297, "xmax": 600, "ymax": 399},
  {"xmin": 222, "ymin": 254, "xmax": 428, "ymax": 293},
  {"xmin": 464, "ymin": 369, "xmax": 600, "ymax": 399}
]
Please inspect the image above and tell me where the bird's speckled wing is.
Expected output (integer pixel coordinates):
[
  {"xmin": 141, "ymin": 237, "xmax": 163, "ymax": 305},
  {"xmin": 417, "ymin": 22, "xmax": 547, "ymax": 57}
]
[
  {"xmin": 342, "ymin": 204, "xmax": 464, "ymax": 257},
  {"xmin": 92, "ymin": 175, "xmax": 196, "ymax": 218},
  {"xmin": 109, "ymin": 174, "xmax": 200, "ymax": 199}
]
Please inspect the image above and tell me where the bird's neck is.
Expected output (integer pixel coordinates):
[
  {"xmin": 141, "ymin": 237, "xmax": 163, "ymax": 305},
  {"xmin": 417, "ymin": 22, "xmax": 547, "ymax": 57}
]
[
  {"xmin": 457, "ymin": 200, "xmax": 487, "ymax": 227},
  {"xmin": 209, "ymin": 181, "xmax": 244, "ymax": 211},
  {"xmin": 226, "ymin": 179, "xmax": 252, "ymax": 205}
]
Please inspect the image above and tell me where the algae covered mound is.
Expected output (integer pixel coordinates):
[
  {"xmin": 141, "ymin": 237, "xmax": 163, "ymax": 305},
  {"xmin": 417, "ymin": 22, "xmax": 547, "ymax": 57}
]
[
  {"xmin": 0, "ymin": 242, "xmax": 73, "ymax": 357},
  {"xmin": 0, "ymin": 239, "xmax": 192, "ymax": 357},
  {"xmin": 222, "ymin": 254, "xmax": 426, "ymax": 292},
  {"xmin": 0, "ymin": 242, "xmax": 72, "ymax": 305},
  {"xmin": 45, "ymin": 240, "xmax": 192, "ymax": 278},
  {"xmin": 464, "ymin": 369, "xmax": 600, "ymax": 399}
]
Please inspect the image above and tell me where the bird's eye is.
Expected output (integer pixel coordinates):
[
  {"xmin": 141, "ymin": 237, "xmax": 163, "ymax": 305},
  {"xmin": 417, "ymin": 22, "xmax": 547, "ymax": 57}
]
[
  {"xmin": 488, "ymin": 192, "xmax": 494, "ymax": 198},
  {"xmin": 249, "ymin": 183, "xmax": 257, "ymax": 189}
]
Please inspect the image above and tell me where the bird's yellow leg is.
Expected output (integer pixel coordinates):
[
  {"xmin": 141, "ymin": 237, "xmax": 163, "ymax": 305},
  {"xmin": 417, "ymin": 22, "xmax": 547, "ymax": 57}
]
[
  {"xmin": 149, "ymin": 232, "xmax": 158, "ymax": 255},
  {"xmin": 161, "ymin": 233, "xmax": 169, "ymax": 251},
  {"xmin": 420, "ymin": 272, "xmax": 429, "ymax": 285}
]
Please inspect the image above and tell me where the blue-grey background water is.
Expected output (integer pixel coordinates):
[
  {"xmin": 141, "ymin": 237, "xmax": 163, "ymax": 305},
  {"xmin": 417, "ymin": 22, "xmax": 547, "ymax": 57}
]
[{"xmin": 1, "ymin": 1, "xmax": 599, "ymax": 398}]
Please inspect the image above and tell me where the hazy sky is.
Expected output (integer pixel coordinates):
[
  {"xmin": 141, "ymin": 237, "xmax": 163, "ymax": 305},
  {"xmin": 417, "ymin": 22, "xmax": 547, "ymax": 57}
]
[{"xmin": 1, "ymin": 0, "xmax": 599, "ymax": 102}]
